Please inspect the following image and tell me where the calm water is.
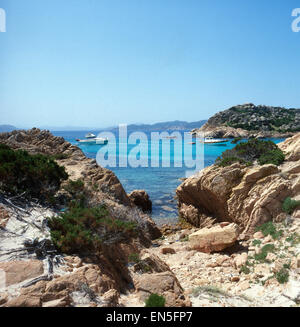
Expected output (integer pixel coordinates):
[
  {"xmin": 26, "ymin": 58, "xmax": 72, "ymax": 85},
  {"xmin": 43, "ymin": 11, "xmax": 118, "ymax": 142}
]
[{"xmin": 52, "ymin": 130, "xmax": 284, "ymax": 224}]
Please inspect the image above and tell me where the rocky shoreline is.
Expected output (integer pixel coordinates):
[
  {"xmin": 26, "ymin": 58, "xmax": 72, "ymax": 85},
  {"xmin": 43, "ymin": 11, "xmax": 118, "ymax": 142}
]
[{"xmin": 0, "ymin": 128, "xmax": 299, "ymax": 307}]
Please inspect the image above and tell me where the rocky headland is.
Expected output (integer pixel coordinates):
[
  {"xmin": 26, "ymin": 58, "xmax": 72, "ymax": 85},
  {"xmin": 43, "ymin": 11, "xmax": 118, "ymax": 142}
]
[{"xmin": 192, "ymin": 103, "xmax": 300, "ymax": 139}]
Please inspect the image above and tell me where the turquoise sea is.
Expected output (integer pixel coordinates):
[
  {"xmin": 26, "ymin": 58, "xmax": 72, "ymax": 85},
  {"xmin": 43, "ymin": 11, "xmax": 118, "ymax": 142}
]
[{"xmin": 52, "ymin": 130, "xmax": 285, "ymax": 224}]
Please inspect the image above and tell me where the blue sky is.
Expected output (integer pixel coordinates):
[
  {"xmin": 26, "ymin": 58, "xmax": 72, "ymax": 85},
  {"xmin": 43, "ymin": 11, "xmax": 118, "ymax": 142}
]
[{"xmin": 0, "ymin": 0, "xmax": 300, "ymax": 129}]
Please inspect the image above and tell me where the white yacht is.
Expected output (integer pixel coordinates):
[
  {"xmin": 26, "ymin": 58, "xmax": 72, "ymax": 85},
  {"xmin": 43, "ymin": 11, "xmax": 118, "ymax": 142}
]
[
  {"xmin": 76, "ymin": 133, "xmax": 108, "ymax": 145},
  {"xmin": 200, "ymin": 136, "xmax": 229, "ymax": 144},
  {"xmin": 85, "ymin": 133, "xmax": 96, "ymax": 139}
]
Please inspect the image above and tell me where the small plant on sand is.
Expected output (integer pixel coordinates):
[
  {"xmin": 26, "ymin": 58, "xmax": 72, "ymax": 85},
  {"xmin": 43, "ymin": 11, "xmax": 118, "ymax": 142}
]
[
  {"xmin": 192, "ymin": 285, "xmax": 228, "ymax": 298},
  {"xmin": 252, "ymin": 239, "xmax": 262, "ymax": 246},
  {"xmin": 240, "ymin": 265, "xmax": 250, "ymax": 275},
  {"xmin": 255, "ymin": 221, "xmax": 283, "ymax": 240},
  {"xmin": 180, "ymin": 235, "xmax": 189, "ymax": 242},
  {"xmin": 254, "ymin": 243, "xmax": 275, "ymax": 262},
  {"xmin": 275, "ymin": 268, "xmax": 289, "ymax": 284},
  {"xmin": 128, "ymin": 253, "xmax": 140, "ymax": 264},
  {"xmin": 286, "ymin": 233, "xmax": 300, "ymax": 246},
  {"xmin": 145, "ymin": 294, "xmax": 166, "ymax": 307},
  {"xmin": 282, "ymin": 197, "xmax": 300, "ymax": 215}
]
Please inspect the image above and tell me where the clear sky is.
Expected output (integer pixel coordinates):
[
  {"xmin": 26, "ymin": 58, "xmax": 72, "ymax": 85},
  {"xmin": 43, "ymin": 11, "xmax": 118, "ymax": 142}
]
[{"xmin": 1, "ymin": 0, "xmax": 300, "ymax": 129}]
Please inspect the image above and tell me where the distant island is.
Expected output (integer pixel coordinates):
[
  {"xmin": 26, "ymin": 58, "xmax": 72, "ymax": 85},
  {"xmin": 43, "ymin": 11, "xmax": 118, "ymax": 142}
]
[
  {"xmin": 105, "ymin": 120, "xmax": 207, "ymax": 132},
  {"xmin": 192, "ymin": 103, "xmax": 300, "ymax": 138},
  {"xmin": 0, "ymin": 125, "xmax": 17, "ymax": 133}
]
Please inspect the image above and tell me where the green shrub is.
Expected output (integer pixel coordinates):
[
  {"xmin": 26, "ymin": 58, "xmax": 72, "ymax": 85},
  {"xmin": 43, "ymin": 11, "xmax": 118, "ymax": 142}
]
[
  {"xmin": 255, "ymin": 221, "xmax": 283, "ymax": 240},
  {"xmin": 128, "ymin": 253, "xmax": 140, "ymax": 263},
  {"xmin": 50, "ymin": 153, "xmax": 70, "ymax": 160},
  {"xmin": 258, "ymin": 149, "xmax": 285, "ymax": 166},
  {"xmin": 275, "ymin": 268, "xmax": 289, "ymax": 284},
  {"xmin": 63, "ymin": 179, "xmax": 88, "ymax": 208},
  {"xmin": 145, "ymin": 294, "xmax": 166, "ymax": 307},
  {"xmin": 282, "ymin": 197, "xmax": 300, "ymax": 215},
  {"xmin": 0, "ymin": 143, "xmax": 68, "ymax": 200},
  {"xmin": 48, "ymin": 205, "xmax": 137, "ymax": 254},
  {"xmin": 240, "ymin": 265, "xmax": 250, "ymax": 274},
  {"xmin": 252, "ymin": 239, "xmax": 262, "ymax": 246},
  {"xmin": 254, "ymin": 244, "xmax": 275, "ymax": 262},
  {"xmin": 217, "ymin": 156, "xmax": 242, "ymax": 167},
  {"xmin": 286, "ymin": 233, "xmax": 300, "ymax": 246},
  {"xmin": 216, "ymin": 139, "xmax": 285, "ymax": 167}
]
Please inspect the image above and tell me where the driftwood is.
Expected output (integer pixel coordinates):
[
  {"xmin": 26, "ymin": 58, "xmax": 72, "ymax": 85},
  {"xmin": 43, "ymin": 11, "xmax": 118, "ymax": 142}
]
[{"xmin": 22, "ymin": 274, "xmax": 53, "ymax": 288}]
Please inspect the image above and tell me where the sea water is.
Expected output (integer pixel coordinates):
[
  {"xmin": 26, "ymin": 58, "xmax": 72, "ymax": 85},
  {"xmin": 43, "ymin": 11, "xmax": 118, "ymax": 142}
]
[{"xmin": 52, "ymin": 130, "xmax": 284, "ymax": 224}]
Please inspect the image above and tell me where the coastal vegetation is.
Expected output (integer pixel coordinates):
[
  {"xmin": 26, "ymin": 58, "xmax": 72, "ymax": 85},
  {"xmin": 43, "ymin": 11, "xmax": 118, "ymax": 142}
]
[
  {"xmin": 144, "ymin": 294, "xmax": 166, "ymax": 307},
  {"xmin": 282, "ymin": 197, "xmax": 300, "ymax": 215},
  {"xmin": 0, "ymin": 143, "xmax": 68, "ymax": 200},
  {"xmin": 205, "ymin": 104, "xmax": 300, "ymax": 133},
  {"xmin": 255, "ymin": 221, "xmax": 283, "ymax": 240},
  {"xmin": 48, "ymin": 205, "xmax": 137, "ymax": 254},
  {"xmin": 216, "ymin": 139, "xmax": 285, "ymax": 167}
]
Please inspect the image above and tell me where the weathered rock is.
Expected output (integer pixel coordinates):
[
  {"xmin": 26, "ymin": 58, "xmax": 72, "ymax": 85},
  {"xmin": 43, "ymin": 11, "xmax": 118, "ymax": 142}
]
[
  {"xmin": 0, "ymin": 293, "xmax": 8, "ymax": 305},
  {"xmin": 234, "ymin": 253, "xmax": 248, "ymax": 269},
  {"xmin": 189, "ymin": 223, "xmax": 240, "ymax": 253},
  {"xmin": 0, "ymin": 206, "xmax": 10, "ymax": 228},
  {"xmin": 128, "ymin": 190, "xmax": 152, "ymax": 213},
  {"xmin": 135, "ymin": 271, "xmax": 190, "ymax": 307},
  {"xmin": 283, "ymin": 280, "xmax": 300, "ymax": 303},
  {"xmin": 102, "ymin": 289, "xmax": 119, "ymax": 307},
  {"xmin": 42, "ymin": 297, "xmax": 70, "ymax": 307},
  {"xmin": 177, "ymin": 133, "xmax": 300, "ymax": 236},
  {"xmin": 0, "ymin": 260, "xmax": 44, "ymax": 286},
  {"xmin": 5, "ymin": 295, "xmax": 42, "ymax": 307},
  {"xmin": 253, "ymin": 231, "xmax": 264, "ymax": 239},
  {"xmin": 161, "ymin": 248, "xmax": 176, "ymax": 255}
]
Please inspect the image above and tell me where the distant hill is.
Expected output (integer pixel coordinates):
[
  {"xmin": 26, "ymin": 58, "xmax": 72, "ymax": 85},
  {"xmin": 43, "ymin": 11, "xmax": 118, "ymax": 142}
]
[
  {"xmin": 0, "ymin": 125, "xmax": 17, "ymax": 133},
  {"xmin": 202, "ymin": 103, "xmax": 300, "ymax": 133},
  {"xmin": 106, "ymin": 120, "xmax": 207, "ymax": 132}
]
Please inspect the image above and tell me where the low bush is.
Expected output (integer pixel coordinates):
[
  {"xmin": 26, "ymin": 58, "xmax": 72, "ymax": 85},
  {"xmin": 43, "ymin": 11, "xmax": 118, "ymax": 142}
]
[
  {"xmin": 145, "ymin": 294, "xmax": 166, "ymax": 307},
  {"xmin": 128, "ymin": 253, "xmax": 140, "ymax": 263},
  {"xmin": 240, "ymin": 265, "xmax": 250, "ymax": 274},
  {"xmin": 275, "ymin": 268, "xmax": 289, "ymax": 284},
  {"xmin": 63, "ymin": 179, "xmax": 89, "ymax": 208},
  {"xmin": 216, "ymin": 139, "xmax": 285, "ymax": 167},
  {"xmin": 285, "ymin": 233, "xmax": 300, "ymax": 246},
  {"xmin": 255, "ymin": 221, "xmax": 283, "ymax": 240},
  {"xmin": 0, "ymin": 143, "xmax": 68, "ymax": 200},
  {"xmin": 282, "ymin": 197, "xmax": 300, "ymax": 215},
  {"xmin": 252, "ymin": 239, "xmax": 262, "ymax": 246},
  {"xmin": 254, "ymin": 244, "xmax": 275, "ymax": 262},
  {"xmin": 48, "ymin": 205, "xmax": 137, "ymax": 254}
]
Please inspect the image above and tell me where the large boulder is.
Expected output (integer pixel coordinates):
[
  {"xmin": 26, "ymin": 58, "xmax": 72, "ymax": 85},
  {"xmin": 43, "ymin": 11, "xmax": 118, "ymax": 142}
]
[
  {"xmin": 189, "ymin": 223, "xmax": 240, "ymax": 253},
  {"xmin": 135, "ymin": 271, "xmax": 190, "ymax": 307},
  {"xmin": 128, "ymin": 190, "xmax": 152, "ymax": 213},
  {"xmin": 177, "ymin": 133, "xmax": 300, "ymax": 236}
]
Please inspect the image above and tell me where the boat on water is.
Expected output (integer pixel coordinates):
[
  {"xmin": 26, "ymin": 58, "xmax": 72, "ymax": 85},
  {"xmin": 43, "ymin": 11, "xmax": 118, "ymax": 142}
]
[
  {"xmin": 76, "ymin": 133, "xmax": 108, "ymax": 145},
  {"xmin": 85, "ymin": 133, "xmax": 96, "ymax": 139},
  {"xmin": 200, "ymin": 136, "xmax": 229, "ymax": 144}
]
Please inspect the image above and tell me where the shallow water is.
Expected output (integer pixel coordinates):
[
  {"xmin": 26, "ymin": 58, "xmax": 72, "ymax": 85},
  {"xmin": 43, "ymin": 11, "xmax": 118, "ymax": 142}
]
[{"xmin": 53, "ymin": 130, "xmax": 285, "ymax": 224}]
